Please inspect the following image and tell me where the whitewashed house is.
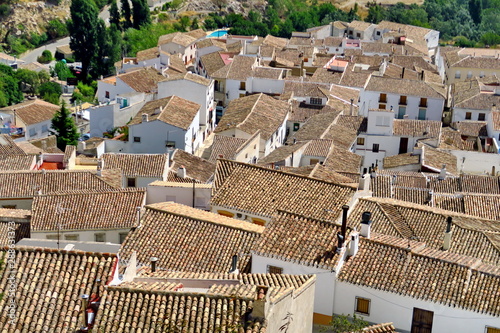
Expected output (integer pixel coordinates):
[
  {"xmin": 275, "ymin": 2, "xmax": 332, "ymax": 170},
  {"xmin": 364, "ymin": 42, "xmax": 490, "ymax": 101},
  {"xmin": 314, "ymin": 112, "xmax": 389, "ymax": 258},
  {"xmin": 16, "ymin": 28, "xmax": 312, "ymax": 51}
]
[
  {"xmin": 119, "ymin": 46, "xmax": 171, "ymax": 73},
  {"xmin": 146, "ymin": 180, "xmax": 212, "ymax": 209},
  {"xmin": 157, "ymin": 72, "xmax": 216, "ymax": 139},
  {"xmin": 157, "ymin": 30, "xmax": 206, "ymax": 65},
  {"xmin": 451, "ymin": 76, "xmax": 500, "ymax": 122},
  {"xmin": 359, "ymin": 76, "xmax": 445, "ymax": 121},
  {"xmin": 127, "ymin": 96, "xmax": 202, "ymax": 154}
]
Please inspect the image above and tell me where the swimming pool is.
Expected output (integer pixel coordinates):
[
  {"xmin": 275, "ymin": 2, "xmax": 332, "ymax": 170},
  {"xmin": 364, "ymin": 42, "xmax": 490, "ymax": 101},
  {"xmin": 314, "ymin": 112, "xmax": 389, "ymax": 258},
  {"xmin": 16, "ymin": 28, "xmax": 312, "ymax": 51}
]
[{"xmin": 208, "ymin": 30, "xmax": 229, "ymax": 38}]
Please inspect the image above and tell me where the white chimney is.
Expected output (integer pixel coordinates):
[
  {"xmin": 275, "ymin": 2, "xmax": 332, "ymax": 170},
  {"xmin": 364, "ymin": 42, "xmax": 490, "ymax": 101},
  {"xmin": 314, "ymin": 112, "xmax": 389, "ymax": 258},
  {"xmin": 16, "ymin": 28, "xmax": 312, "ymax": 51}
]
[
  {"xmin": 358, "ymin": 168, "xmax": 370, "ymax": 191},
  {"xmin": 443, "ymin": 217, "xmax": 453, "ymax": 251},
  {"xmin": 142, "ymin": 113, "xmax": 149, "ymax": 122},
  {"xmin": 177, "ymin": 165, "xmax": 186, "ymax": 179},
  {"xmin": 229, "ymin": 254, "xmax": 239, "ymax": 274},
  {"xmin": 97, "ymin": 159, "xmax": 104, "ymax": 176},
  {"xmin": 348, "ymin": 231, "xmax": 359, "ymax": 256},
  {"xmin": 360, "ymin": 212, "xmax": 373, "ymax": 238},
  {"xmin": 80, "ymin": 294, "xmax": 89, "ymax": 330},
  {"xmin": 438, "ymin": 164, "xmax": 447, "ymax": 180}
]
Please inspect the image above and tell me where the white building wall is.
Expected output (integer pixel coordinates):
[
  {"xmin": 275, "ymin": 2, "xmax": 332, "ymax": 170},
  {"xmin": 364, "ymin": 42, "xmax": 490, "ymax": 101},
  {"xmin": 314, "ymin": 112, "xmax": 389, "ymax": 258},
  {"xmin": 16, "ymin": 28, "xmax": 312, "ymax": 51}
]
[
  {"xmin": 252, "ymin": 254, "xmax": 336, "ymax": 318},
  {"xmin": 26, "ymin": 119, "xmax": 52, "ymax": 140},
  {"xmin": 248, "ymin": 78, "xmax": 285, "ymax": 95},
  {"xmin": 355, "ymin": 134, "xmax": 398, "ymax": 168},
  {"xmin": 443, "ymin": 148, "xmax": 500, "ymax": 174},
  {"xmin": 33, "ymin": 228, "xmax": 131, "ymax": 244},
  {"xmin": 334, "ymin": 281, "xmax": 499, "ymax": 333},
  {"xmin": 89, "ymin": 99, "xmax": 147, "ymax": 138},
  {"xmin": 452, "ymin": 107, "xmax": 490, "ymax": 123},
  {"xmin": 146, "ymin": 184, "xmax": 211, "ymax": 209},
  {"xmin": 0, "ymin": 198, "xmax": 32, "ymax": 210},
  {"xmin": 128, "ymin": 120, "xmax": 189, "ymax": 154}
]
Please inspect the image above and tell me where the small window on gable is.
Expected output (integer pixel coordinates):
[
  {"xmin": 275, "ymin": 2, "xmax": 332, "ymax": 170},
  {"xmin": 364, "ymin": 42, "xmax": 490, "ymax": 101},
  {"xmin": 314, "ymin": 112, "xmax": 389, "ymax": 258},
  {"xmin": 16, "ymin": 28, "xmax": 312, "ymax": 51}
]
[
  {"xmin": 293, "ymin": 123, "xmax": 300, "ymax": 131},
  {"xmin": 455, "ymin": 71, "xmax": 461, "ymax": 79},
  {"xmin": 133, "ymin": 136, "xmax": 141, "ymax": 143},
  {"xmin": 65, "ymin": 234, "xmax": 79, "ymax": 241},
  {"xmin": 267, "ymin": 265, "xmax": 283, "ymax": 274},
  {"xmin": 355, "ymin": 297, "xmax": 370, "ymax": 315},
  {"xmin": 95, "ymin": 233, "xmax": 106, "ymax": 242},
  {"xmin": 465, "ymin": 112, "xmax": 472, "ymax": 120},
  {"xmin": 127, "ymin": 177, "xmax": 136, "ymax": 187},
  {"xmin": 372, "ymin": 144, "xmax": 380, "ymax": 153},
  {"xmin": 357, "ymin": 137, "xmax": 365, "ymax": 145},
  {"xmin": 119, "ymin": 232, "xmax": 128, "ymax": 244},
  {"xmin": 478, "ymin": 113, "xmax": 486, "ymax": 121}
]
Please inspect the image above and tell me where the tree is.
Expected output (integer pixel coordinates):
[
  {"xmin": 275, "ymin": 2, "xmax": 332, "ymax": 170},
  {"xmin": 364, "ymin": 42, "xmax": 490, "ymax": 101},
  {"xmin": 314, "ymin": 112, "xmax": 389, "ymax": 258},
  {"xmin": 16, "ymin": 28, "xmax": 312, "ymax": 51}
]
[
  {"xmin": 46, "ymin": 19, "xmax": 68, "ymax": 40},
  {"xmin": 131, "ymin": 0, "xmax": 151, "ymax": 29},
  {"xmin": 39, "ymin": 81, "xmax": 62, "ymax": 104},
  {"xmin": 178, "ymin": 15, "xmax": 190, "ymax": 31},
  {"xmin": 321, "ymin": 314, "xmax": 368, "ymax": 333},
  {"xmin": 53, "ymin": 60, "xmax": 75, "ymax": 81},
  {"xmin": 37, "ymin": 50, "xmax": 53, "ymax": 63},
  {"xmin": 68, "ymin": 0, "xmax": 99, "ymax": 81},
  {"xmin": 15, "ymin": 68, "xmax": 40, "ymax": 96},
  {"xmin": 0, "ymin": 64, "xmax": 23, "ymax": 106},
  {"xmin": 50, "ymin": 101, "xmax": 80, "ymax": 150},
  {"xmin": 121, "ymin": 0, "xmax": 133, "ymax": 29},
  {"xmin": 109, "ymin": 0, "xmax": 121, "ymax": 29}
]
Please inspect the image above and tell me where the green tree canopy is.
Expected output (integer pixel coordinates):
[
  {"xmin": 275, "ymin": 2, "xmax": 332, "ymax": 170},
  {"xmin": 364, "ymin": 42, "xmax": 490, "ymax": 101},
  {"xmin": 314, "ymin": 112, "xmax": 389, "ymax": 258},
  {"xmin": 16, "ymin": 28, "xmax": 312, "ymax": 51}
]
[
  {"xmin": 50, "ymin": 101, "xmax": 80, "ymax": 150},
  {"xmin": 131, "ymin": 0, "xmax": 151, "ymax": 29},
  {"xmin": 121, "ymin": 0, "xmax": 133, "ymax": 29},
  {"xmin": 39, "ymin": 81, "xmax": 62, "ymax": 105},
  {"xmin": 110, "ymin": 0, "xmax": 121, "ymax": 29},
  {"xmin": 68, "ymin": 0, "xmax": 100, "ymax": 81}
]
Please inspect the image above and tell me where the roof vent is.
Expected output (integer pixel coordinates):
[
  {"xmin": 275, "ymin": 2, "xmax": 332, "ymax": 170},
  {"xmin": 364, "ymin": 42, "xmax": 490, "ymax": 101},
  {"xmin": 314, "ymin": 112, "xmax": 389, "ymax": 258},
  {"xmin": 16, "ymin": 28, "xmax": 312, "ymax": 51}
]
[
  {"xmin": 177, "ymin": 165, "xmax": 186, "ymax": 179},
  {"xmin": 150, "ymin": 257, "xmax": 158, "ymax": 273},
  {"xmin": 438, "ymin": 164, "xmax": 447, "ymax": 180},
  {"xmin": 142, "ymin": 113, "xmax": 149, "ymax": 122},
  {"xmin": 443, "ymin": 217, "xmax": 453, "ymax": 250},
  {"xmin": 229, "ymin": 254, "xmax": 239, "ymax": 274},
  {"xmin": 360, "ymin": 212, "xmax": 373, "ymax": 238}
]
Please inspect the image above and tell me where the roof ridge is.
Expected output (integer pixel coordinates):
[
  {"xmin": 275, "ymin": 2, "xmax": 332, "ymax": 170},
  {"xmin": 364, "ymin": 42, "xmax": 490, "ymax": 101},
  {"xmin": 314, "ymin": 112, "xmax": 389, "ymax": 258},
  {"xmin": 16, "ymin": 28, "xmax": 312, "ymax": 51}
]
[
  {"xmin": 3, "ymin": 246, "xmax": 117, "ymax": 257},
  {"xmin": 36, "ymin": 188, "xmax": 146, "ymax": 197}
]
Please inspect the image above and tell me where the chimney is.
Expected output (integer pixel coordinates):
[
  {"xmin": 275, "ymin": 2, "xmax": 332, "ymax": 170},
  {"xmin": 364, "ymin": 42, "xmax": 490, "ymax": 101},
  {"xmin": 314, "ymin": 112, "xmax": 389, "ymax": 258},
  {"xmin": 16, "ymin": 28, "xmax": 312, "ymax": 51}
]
[
  {"xmin": 358, "ymin": 169, "xmax": 370, "ymax": 191},
  {"xmin": 136, "ymin": 207, "xmax": 142, "ymax": 227},
  {"xmin": 337, "ymin": 205, "xmax": 349, "ymax": 252},
  {"xmin": 150, "ymin": 257, "xmax": 158, "ymax": 273},
  {"xmin": 350, "ymin": 98, "xmax": 354, "ymax": 115},
  {"xmin": 401, "ymin": 67, "xmax": 405, "ymax": 78},
  {"xmin": 229, "ymin": 254, "xmax": 239, "ymax": 274},
  {"xmin": 360, "ymin": 212, "xmax": 373, "ymax": 238},
  {"xmin": 348, "ymin": 231, "xmax": 359, "ymax": 257},
  {"xmin": 142, "ymin": 113, "xmax": 149, "ymax": 122},
  {"xmin": 97, "ymin": 159, "xmax": 104, "ymax": 177},
  {"xmin": 80, "ymin": 294, "xmax": 89, "ymax": 330},
  {"xmin": 177, "ymin": 165, "xmax": 186, "ymax": 179},
  {"xmin": 438, "ymin": 164, "xmax": 447, "ymax": 180},
  {"xmin": 443, "ymin": 217, "xmax": 452, "ymax": 250}
]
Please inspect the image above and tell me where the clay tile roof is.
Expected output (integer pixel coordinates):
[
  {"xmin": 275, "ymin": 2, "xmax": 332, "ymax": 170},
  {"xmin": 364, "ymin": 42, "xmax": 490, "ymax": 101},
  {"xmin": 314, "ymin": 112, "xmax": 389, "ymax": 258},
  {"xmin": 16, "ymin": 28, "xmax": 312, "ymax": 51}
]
[
  {"xmin": 361, "ymin": 323, "xmax": 398, "ymax": 333},
  {"xmin": 200, "ymin": 51, "xmax": 228, "ymax": 76},
  {"xmin": 31, "ymin": 188, "xmax": 145, "ymax": 231},
  {"xmin": 463, "ymin": 193, "xmax": 500, "ymax": 220},
  {"xmin": 349, "ymin": 20, "xmax": 373, "ymax": 30},
  {"xmin": 451, "ymin": 121, "xmax": 488, "ymax": 137},
  {"xmin": 336, "ymin": 115, "xmax": 367, "ymax": 133},
  {"xmin": 1, "ymin": 99, "xmax": 59, "ymax": 126},
  {"xmin": 339, "ymin": 64, "xmax": 373, "ymax": 88},
  {"xmin": 283, "ymin": 81, "xmax": 331, "ymax": 98},
  {"xmin": 0, "ymin": 170, "xmax": 116, "ymax": 198},
  {"xmin": 393, "ymin": 119, "xmax": 442, "ymax": 138},
  {"xmin": 258, "ymin": 141, "xmax": 308, "ymax": 165},
  {"xmin": 310, "ymin": 68, "xmax": 343, "ymax": 85},
  {"xmin": 0, "ymin": 248, "xmax": 117, "ymax": 331},
  {"xmin": 215, "ymin": 94, "xmax": 289, "ymax": 141},
  {"xmin": 209, "ymin": 135, "xmax": 249, "ymax": 162},
  {"xmin": 383, "ymin": 153, "xmax": 420, "ymax": 169},
  {"xmin": 348, "ymin": 197, "xmax": 500, "ymax": 265},
  {"xmin": 170, "ymin": 149, "xmax": 216, "ymax": 183},
  {"xmin": 0, "ymin": 134, "xmax": 27, "ymax": 155},
  {"xmin": 263, "ymin": 34, "xmax": 289, "ymax": 49},
  {"xmin": 0, "ymin": 208, "xmax": 30, "ymax": 245},
  {"xmin": 158, "ymin": 31, "xmax": 197, "ymax": 47},
  {"xmin": 322, "ymin": 145, "xmax": 362, "ymax": 174},
  {"xmin": 391, "ymin": 55, "xmax": 438, "ymax": 73},
  {"xmin": 185, "ymin": 28, "xmax": 207, "ymax": 40},
  {"xmin": 93, "ymin": 285, "xmax": 266, "ymax": 332},
  {"xmin": 253, "ymin": 211, "xmax": 347, "ymax": 269},
  {"xmin": 117, "ymin": 67, "xmax": 167, "ymax": 93},
  {"xmin": 289, "ymin": 101, "xmax": 336, "ymax": 123},
  {"xmin": 365, "ymin": 76, "xmax": 445, "ymax": 98},
  {"xmin": 422, "ymin": 145, "xmax": 458, "ymax": 174},
  {"xmin": 288, "ymin": 112, "xmax": 341, "ymax": 143},
  {"xmin": 136, "ymin": 46, "xmax": 160, "ymax": 61},
  {"xmin": 303, "ymin": 139, "xmax": 333, "ymax": 157},
  {"xmin": 162, "ymin": 71, "xmax": 212, "ymax": 86},
  {"xmin": 212, "ymin": 159, "xmax": 356, "ymax": 220},
  {"xmin": 212, "ymin": 55, "xmax": 257, "ymax": 80},
  {"xmin": 0, "ymin": 155, "xmax": 34, "ymax": 170},
  {"xmin": 309, "ymin": 164, "xmax": 358, "ymax": 184},
  {"xmin": 119, "ymin": 202, "xmax": 263, "ymax": 272},
  {"xmin": 322, "ymin": 123, "xmax": 358, "ymax": 150},
  {"xmin": 454, "ymin": 56, "xmax": 500, "ymax": 70},
  {"xmin": 129, "ymin": 95, "xmax": 200, "ymax": 129},
  {"xmin": 338, "ymin": 234, "xmax": 500, "ymax": 316},
  {"xmin": 251, "ymin": 67, "xmax": 284, "ymax": 79},
  {"xmin": 102, "ymin": 153, "xmax": 168, "ymax": 177}
]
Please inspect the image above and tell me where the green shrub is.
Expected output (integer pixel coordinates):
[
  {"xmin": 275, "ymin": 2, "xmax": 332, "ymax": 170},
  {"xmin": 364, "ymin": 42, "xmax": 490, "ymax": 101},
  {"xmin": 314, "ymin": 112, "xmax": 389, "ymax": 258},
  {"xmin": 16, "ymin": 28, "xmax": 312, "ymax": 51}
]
[
  {"xmin": 37, "ymin": 50, "xmax": 53, "ymax": 63},
  {"xmin": 0, "ymin": 4, "xmax": 11, "ymax": 18}
]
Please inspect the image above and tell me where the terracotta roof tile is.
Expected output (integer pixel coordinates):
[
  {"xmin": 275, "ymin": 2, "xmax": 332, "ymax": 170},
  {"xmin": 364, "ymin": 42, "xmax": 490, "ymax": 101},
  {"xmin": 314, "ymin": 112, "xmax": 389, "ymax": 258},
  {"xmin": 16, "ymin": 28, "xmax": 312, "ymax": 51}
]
[
  {"xmin": 170, "ymin": 149, "xmax": 216, "ymax": 183},
  {"xmin": 162, "ymin": 71, "xmax": 211, "ymax": 86},
  {"xmin": 0, "ymin": 155, "xmax": 34, "ymax": 170},
  {"xmin": 212, "ymin": 159, "xmax": 356, "ymax": 220},
  {"xmin": 287, "ymin": 112, "xmax": 340, "ymax": 143},
  {"xmin": 303, "ymin": 139, "xmax": 333, "ymax": 157},
  {"xmin": 0, "ymin": 134, "xmax": 27, "ymax": 155},
  {"xmin": 129, "ymin": 95, "xmax": 200, "ymax": 129},
  {"xmin": 119, "ymin": 202, "xmax": 263, "ymax": 272},
  {"xmin": 263, "ymin": 35, "xmax": 288, "ymax": 49},
  {"xmin": 158, "ymin": 31, "xmax": 196, "ymax": 47},
  {"xmin": 310, "ymin": 68, "xmax": 343, "ymax": 85},
  {"xmin": 117, "ymin": 67, "xmax": 167, "ymax": 93},
  {"xmin": 1, "ymin": 99, "xmax": 59, "ymax": 126},
  {"xmin": 310, "ymin": 164, "xmax": 358, "ymax": 184},
  {"xmin": 212, "ymin": 55, "xmax": 257, "ymax": 80},
  {"xmin": 258, "ymin": 141, "xmax": 308, "ymax": 165},
  {"xmin": 323, "ymin": 145, "xmax": 361, "ymax": 174},
  {"xmin": 215, "ymin": 94, "xmax": 289, "ymax": 141},
  {"xmin": 31, "ymin": 189, "xmax": 145, "ymax": 231},
  {"xmin": 421, "ymin": 145, "xmax": 457, "ymax": 174},
  {"xmin": 200, "ymin": 51, "xmax": 229, "ymax": 76},
  {"xmin": 336, "ymin": 115, "xmax": 367, "ymax": 133},
  {"xmin": 0, "ymin": 248, "xmax": 117, "ymax": 331},
  {"xmin": 451, "ymin": 121, "xmax": 488, "ymax": 137},
  {"xmin": 102, "ymin": 153, "xmax": 168, "ymax": 178},
  {"xmin": 322, "ymin": 123, "xmax": 358, "ymax": 150},
  {"xmin": 383, "ymin": 153, "xmax": 420, "ymax": 169},
  {"xmin": 365, "ymin": 76, "xmax": 445, "ymax": 99},
  {"xmin": 209, "ymin": 135, "xmax": 248, "ymax": 162},
  {"xmin": 289, "ymin": 101, "xmax": 336, "ymax": 123}
]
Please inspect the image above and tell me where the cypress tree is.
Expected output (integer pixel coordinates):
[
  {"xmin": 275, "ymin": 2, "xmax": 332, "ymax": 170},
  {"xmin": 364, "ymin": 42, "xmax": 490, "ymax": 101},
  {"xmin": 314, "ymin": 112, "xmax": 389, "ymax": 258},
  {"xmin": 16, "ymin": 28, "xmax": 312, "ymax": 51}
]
[
  {"xmin": 50, "ymin": 101, "xmax": 80, "ymax": 151},
  {"xmin": 131, "ymin": 0, "xmax": 151, "ymax": 29},
  {"xmin": 121, "ymin": 0, "xmax": 133, "ymax": 29}
]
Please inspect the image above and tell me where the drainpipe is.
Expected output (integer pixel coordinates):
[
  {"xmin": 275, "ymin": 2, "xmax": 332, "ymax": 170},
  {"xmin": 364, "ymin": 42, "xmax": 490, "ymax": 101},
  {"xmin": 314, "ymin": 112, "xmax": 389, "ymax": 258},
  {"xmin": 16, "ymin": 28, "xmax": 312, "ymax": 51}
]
[{"xmin": 192, "ymin": 178, "xmax": 196, "ymax": 208}]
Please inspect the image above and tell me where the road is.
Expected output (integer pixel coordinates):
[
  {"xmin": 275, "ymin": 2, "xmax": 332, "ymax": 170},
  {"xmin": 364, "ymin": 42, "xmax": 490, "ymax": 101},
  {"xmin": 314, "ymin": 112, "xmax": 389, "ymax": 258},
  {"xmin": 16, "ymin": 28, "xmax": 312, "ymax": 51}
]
[{"xmin": 20, "ymin": 6, "xmax": 110, "ymax": 64}]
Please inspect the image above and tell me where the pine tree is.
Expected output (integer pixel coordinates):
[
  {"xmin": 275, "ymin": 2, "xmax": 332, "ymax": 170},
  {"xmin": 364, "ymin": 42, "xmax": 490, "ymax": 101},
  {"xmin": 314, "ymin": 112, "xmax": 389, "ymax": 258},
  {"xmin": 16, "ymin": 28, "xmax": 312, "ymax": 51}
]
[
  {"xmin": 131, "ymin": 0, "xmax": 151, "ymax": 29},
  {"xmin": 50, "ymin": 101, "xmax": 80, "ymax": 151},
  {"xmin": 110, "ymin": 0, "xmax": 121, "ymax": 30},
  {"xmin": 121, "ymin": 0, "xmax": 133, "ymax": 29}
]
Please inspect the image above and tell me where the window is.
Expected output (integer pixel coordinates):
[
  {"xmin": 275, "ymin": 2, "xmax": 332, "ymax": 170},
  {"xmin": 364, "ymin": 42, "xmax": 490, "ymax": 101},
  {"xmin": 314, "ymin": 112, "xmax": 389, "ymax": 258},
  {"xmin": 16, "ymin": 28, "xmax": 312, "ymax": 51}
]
[
  {"xmin": 465, "ymin": 112, "xmax": 472, "ymax": 120},
  {"xmin": 376, "ymin": 116, "xmax": 390, "ymax": 127},
  {"xmin": 357, "ymin": 137, "xmax": 365, "ymax": 145},
  {"xmin": 267, "ymin": 265, "xmax": 283, "ymax": 274},
  {"xmin": 252, "ymin": 218, "xmax": 266, "ymax": 226},
  {"xmin": 166, "ymin": 141, "xmax": 176, "ymax": 149},
  {"xmin": 105, "ymin": 91, "xmax": 110, "ymax": 99},
  {"xmin": 293, "ymin": 123, "xmax": 300, "ymax": 131},
  {"xmin": 127, "ymin": 177, "xmax": 136, "ymax": 187},
  {"xmin": 29, "ymin": 128, "xmax": 36, "ymax": 137},
  {"xmin": 486, "ymin": 327, "xmax": 500, "ymax": 333},
  {"xmin": 455, "ymin": 71, "xmax": 461, "ymax": 79},
  {"xmin": 95, "ymin": 233, "xmax": 106, "ymax": 242},
  {"xmin": 467, "ymin": 72, "xmax": 472, "ymax": 79},
  {"xmin": 65, "ymin": 234, "xmax": 79, "ymax": 241},
  {"xmin": 372, "ymin": 144, "xmax": 379, "ymax": 153},
  {"xmin": 478, "ymin": 113, "xmax": 486, "ymax": 121},
  {"xmin": 356, "ymin": 33, "xmax": 361, "ymax": 38},
  {"xmin": 399, "ymin": 95, "xmax": 407, "ymax": 105},
  {"xmin": 376, "ymin": 31, "xmax": 381, "ymax": 35},
  {"xmin": 398, "ymin": 107, "xmax": 406, "ymax": 119},
  {"xmin": 355, "ymin": 297, "xmax": 370, "ymax": 315},
  {"xmin": 378, "ymin": 104, "xmax": 386, "ymax": 110},
  {"xmin": 419, "ymin": 98, "xmax": 427, "ymax": 107},
  {"xmin": 46, "ymin": 234, "xmax": 58, "ymax": 240},
  {"xmin": 418, "ymin": 109, "xmax": 427, "ymax": 120},
  {"xmin": 239, "ymin": 81, "xmax": 246, "ymax": 90},
  {"xmin": 119, "ymin": 232, "xmax": 128, "ymax": 244},
  {"xmin": 379, "ymin": 93, "xmax": 387, "ymax": 103},
  {"xmin": 133, "ymin": 136, "xmax": 141, "ymax": 143},
  {"xmin": 42, "ymin": 125, "xmax": 48, "ymax": 133},
  {"xmin": 310, "ymin": 97, "xmax": 322, "ymax": 105},
  {"xmin": 310, "ymin": 158, "xmax": 320, "ymax": 165}
]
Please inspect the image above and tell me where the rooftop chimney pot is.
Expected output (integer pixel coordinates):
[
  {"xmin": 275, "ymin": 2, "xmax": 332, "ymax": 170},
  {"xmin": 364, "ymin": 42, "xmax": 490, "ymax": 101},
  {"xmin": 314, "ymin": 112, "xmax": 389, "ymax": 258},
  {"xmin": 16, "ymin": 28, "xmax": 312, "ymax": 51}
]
[
  {"xmin": 150, "ymin": 257, "xmax": 158, "ymax": 272},
  {"xmin": 360, "ymin": 212, "xmax": 373, "ymax": 238}
]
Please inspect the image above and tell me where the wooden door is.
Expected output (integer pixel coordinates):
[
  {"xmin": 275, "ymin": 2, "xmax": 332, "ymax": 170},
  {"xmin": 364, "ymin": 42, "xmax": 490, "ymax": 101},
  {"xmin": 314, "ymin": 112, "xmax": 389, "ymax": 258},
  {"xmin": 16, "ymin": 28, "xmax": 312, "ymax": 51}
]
[
  {"xmin": 411, "ymin": 308, "xmax": 433, "ymax": 333},
  {"xmin": 399, "ymin": 137, "xmax": 409, "ymax": 154}
]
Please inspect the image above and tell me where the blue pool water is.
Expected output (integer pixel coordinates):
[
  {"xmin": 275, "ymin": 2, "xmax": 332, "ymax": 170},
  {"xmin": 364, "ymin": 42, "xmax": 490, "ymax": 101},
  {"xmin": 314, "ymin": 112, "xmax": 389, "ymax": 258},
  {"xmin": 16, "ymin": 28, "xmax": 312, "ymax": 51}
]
[{"xmin": 208, "ymin": 30, "xmax": 229, "ymax": 38}]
